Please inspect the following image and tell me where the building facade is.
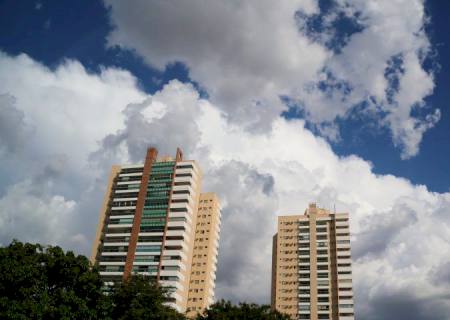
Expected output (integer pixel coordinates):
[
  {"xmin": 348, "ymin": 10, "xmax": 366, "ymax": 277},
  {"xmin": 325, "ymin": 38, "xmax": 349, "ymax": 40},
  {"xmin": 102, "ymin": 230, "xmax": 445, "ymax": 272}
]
[
  {"xmin": 186, "ymin": 193, "xmax": 221, "ymax": 317},
  {"xmin": 271, "ymin": 203, "xmax": 354, "ymax": 320},
  {"xmin": 91, "ymin": 147, "xmax": 221, "ymax": 315}
]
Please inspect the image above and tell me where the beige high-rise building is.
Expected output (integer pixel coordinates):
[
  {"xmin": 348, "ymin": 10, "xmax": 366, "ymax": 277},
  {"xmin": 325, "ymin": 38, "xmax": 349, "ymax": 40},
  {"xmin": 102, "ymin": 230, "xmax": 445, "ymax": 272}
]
[
  {"xmin": 186, "ymin": 193, "xmax": 221, "ymax": 317},
  {"xmin": 271, "ymin": 203, "xmax": 354, "ymax": 320},
  {"xmin": 91, "ymin": 147, "xmax": 221, "ymax": 315}
]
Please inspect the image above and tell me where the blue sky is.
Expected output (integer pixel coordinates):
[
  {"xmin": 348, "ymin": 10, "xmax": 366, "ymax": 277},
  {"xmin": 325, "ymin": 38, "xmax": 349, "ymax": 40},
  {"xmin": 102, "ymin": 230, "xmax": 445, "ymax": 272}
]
[
  {"xmin": 1, "ymin": 1, "xmax": 450, "ymax": 319},
  {"xmin": 1, "ymin": 0, "xmax": 448, "ymax": 192}
]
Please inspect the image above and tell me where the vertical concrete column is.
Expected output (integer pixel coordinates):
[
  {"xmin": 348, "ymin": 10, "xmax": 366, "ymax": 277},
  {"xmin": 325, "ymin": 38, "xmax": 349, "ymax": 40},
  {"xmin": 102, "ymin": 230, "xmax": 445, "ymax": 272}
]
[
  {"xmin": 330, "ymin": 216, "xmax": 339, "ymax": 319},
  {"xmin": 271, "ymin": 233, "xmax": 278, "ymax": 310},
  {"xmin": 123, "ymin": 147, "xmax": 158, "ymax": 280},
  {"xmin": 309, "ymin": 206, "xmax": 318, "ymax": 320}
]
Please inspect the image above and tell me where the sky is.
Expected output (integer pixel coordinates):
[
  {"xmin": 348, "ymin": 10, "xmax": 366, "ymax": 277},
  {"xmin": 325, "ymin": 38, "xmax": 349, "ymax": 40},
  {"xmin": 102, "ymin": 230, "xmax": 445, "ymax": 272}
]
[{"xmin": 0, "ymin": 0, "xmax": 449, "ymax": 319}]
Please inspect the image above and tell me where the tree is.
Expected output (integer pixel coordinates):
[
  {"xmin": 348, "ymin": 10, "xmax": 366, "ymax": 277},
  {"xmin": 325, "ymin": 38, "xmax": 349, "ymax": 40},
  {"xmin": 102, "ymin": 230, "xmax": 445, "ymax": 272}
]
[
  {"xmin": 0, "ymin": 240, "xmax": 108, "ymax": 320},
  {"xmin": 109, "ymin": 275, "xmax": 185, "ymax": 320},
  {"xmin": 196, "ymin": 300, "xmax": 291, "ymax": 320},
  {"xmin": 0, "ymin": 240, "xmax": 186, "ymax": 320},
  {"xmin": 0, "ymin": 240, "xmax": 289, "ymax": 320}
]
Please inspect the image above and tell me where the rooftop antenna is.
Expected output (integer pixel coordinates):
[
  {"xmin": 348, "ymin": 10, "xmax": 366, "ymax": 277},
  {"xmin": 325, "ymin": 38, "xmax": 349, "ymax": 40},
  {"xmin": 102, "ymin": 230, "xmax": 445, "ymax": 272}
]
[{"xmin": 333, "ymin": 203, "xmax": 336, "ymax": 214}]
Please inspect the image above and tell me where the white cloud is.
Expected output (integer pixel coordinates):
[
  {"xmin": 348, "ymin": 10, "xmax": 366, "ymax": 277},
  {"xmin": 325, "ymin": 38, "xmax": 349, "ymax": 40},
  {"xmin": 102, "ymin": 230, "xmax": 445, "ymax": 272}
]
[
  {"xmin": 104, "ymin": 0, "xmax": 328, "ymax": 132},
  {"xmin": 0, "ymin": 179, "xmax": 75, "ymax": 244},
  {"xmin": 0, "ymin": 94, "xmax": 30, "ymax": 154},
  {"xmin": 0, "ymin": 51, "xmax": 146, "ymax": 250},
  {"xmin": 0, "ymin": 53, "xmax": 449, "ymax": 318},
  {"xmin": 318, "ymin": 0, "xmax": 440, "ymax": 158},
  {"xmin": 104, "ymin": 0, "xmax": 439, "ymax": 158}
]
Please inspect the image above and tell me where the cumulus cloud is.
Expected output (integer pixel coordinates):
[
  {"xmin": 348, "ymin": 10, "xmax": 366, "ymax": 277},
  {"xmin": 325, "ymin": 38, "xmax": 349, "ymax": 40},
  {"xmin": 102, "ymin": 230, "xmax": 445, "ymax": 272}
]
[
  {"xmin": 0, "ymin": 51, "xmax": 145, "ymax": 249},
  {"xmin": 0, "ymin": 171, "xmax": 76, "ymax": 246},
  {"xmin": 206, "ymin": 162, "xmax": 278, "ymax": 302},
  {"xmin": 315, "ymin": 0, "xmax": 440, "ymax": 158},
  {"xmin": 1, "ymin": 52, "xmax": 449, "ymax": 319},
  {"xmin": 91, "ymin": 80, "xmax": 205, "ymax": 164},
  {"xmin": 104, "ymin": 0, "xmax": 439, "ymax": 158},
  {"xmin": 103, "ymin": 0, "xmax": 327, "ymax": 132},
  {"xmin": 0, "ymin": 94, "xmax": 31, "ymax": 154}
]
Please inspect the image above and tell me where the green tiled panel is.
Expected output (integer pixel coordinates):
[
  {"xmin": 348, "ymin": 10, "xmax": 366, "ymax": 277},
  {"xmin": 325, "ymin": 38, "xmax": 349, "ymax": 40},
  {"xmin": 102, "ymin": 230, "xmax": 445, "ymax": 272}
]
[
  {"xmin": 127, "ymin": 184, "xmax": 141, "ymax": 189},
  {"xmin": 150, "ymin": 169, "xmax": 174, "ymax": 173},
  {"xmin": 135, "ymin": 246, "xmax": 161, "ymax": 252},
  {"xmin": 152, "ymin": 161, "xmax": 175, "ymax": 167},
  {"xmin": 148, "ymin": 178, "xmax": 172, "ymax": 183},
  {"xmin": 142, "ymin": 209, "xmax": 167, "ymax": 216},
  {"xmin": 144, "ymin": 205, "xmax": 168, "ymax": 209},
  {"xmin": 140, "ymin": 221, "xmax": 166, "ymax": 226},
  {"xmin": 147, "ymin": 187, "xmax": 171, "ymax": 192}
]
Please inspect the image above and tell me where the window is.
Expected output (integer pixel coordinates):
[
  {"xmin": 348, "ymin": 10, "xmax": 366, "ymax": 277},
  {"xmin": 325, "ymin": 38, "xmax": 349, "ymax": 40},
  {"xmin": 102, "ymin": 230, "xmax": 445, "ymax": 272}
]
[
  {"xmin": 299, "ymin": 289, "xmax": 310, "ymax": 295},
  {"xmin": 317, "ymin": 280, "xmax": 328, "ymax": 286},
  {"xmin": 171, "ymin": 199, "xmax": 189, "ymax": 203},
  {"xmin": 299, "ymin": 266, "xmax": 310, "ymax": 271},
  {"xmin": 176, "ymin": 164, "xmax": 194, "ymax": 169},
  {"xmin": 174, "ymin": 181, "xmax": 191, "ymax": 186},
  {"xmin": 299, "ymin": 273, "xmax": 310, "ymax": 278},
  {"xmin": 299, "ymin": 297, "xmax": 310, "ymax": 302},
  {"xmin": 338, "ymin": 271, "xmax": 352, "ymax": 275},
  {"xmin": 339, "ymin": 279, "xmax": 352, "ymax": 283},
  {"xmin": 298, "ymin": 250, "xmax": 310, "ymax": 256},
  {"xmin": 175, "ymin": 173, "xmax": 192, "ymax": 178},
  {"xmin": 136, "ymin": 245, "xmax": 161, "ymax": 252}
]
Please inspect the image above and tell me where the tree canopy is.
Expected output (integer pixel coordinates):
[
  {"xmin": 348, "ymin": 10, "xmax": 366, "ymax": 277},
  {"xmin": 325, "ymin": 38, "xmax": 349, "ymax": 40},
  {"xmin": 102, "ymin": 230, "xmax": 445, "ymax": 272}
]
[
  {"xmin": 0, "ymin": 240, "xmax": 107, "ymax": 319},
  {"xmin": 109, "ymin": 276, "xmax": 185, "ymax": 320},
  {"xmin": 0, "ymin": 241, "xmax": 289, "ymax": 320},
  {"xmin": 196, "ymin": 300, "xmax": 291, "ymax": 320}
]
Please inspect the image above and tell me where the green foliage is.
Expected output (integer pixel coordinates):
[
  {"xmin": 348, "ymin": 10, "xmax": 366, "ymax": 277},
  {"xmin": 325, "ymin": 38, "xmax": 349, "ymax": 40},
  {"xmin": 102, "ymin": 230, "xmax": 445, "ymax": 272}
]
[
  {"xmin": 196, "ymin": 300, "xmax": 291, "ymax": 320},
  {"xmin": 109, "ymin": 275, "xmax": 185, "ymax": 320},
  {"xmin": 0, "ymin": 240, "xmax": 107, "ymax": 320},
  {"xmin": 0, "ymin": 240, "xmax": 290, "ymax": 320}
]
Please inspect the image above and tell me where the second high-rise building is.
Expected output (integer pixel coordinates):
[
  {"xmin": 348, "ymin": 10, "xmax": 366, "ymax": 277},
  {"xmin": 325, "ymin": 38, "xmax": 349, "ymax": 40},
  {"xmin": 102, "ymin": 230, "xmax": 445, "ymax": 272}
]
[
  {"xmin": 271, "ymin": 203, "xmax": 354, "ymax": 320},
  {"xmin": 90, "ymin": 147, "xmax": 221, "ymax": 316}
]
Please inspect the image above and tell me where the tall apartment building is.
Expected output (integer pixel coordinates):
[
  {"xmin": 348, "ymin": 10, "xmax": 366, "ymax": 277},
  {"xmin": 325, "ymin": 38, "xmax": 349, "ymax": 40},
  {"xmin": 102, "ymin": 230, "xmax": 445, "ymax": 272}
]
[
  {"xmin": 91, "ymin": 147, "xmax": 221, "ymax": 315},
  {"xmin": 186, "ymin": 193, "xmax": 221, "ymax": 317},
  {"xmin": 271, "ymin": 203, "xmax": 354, "ymax": 320}
]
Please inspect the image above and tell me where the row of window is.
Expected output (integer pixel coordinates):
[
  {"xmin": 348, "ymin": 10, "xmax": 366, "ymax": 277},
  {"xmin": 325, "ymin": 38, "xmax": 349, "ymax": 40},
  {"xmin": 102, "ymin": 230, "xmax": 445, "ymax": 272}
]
[
  {"xmin": 115, "ymin": 183, "xmax": 140, "ymax": 190},
  {"xmin": 111, "ymin": 200, "xmax": 137, "ymax": 207}
]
